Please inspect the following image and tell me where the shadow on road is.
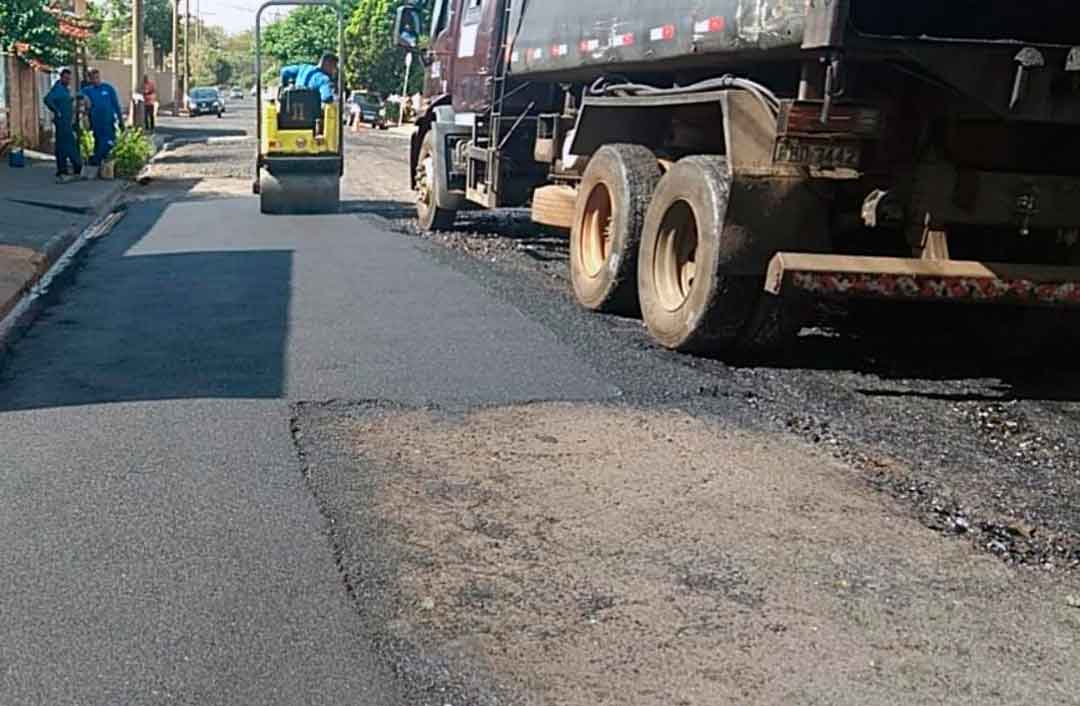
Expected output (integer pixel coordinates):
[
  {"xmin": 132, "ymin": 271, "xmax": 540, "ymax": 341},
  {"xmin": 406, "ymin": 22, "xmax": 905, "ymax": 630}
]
[
  {"xmin": 0, "ymin": 199, "xmax": 291, "ymax": 412},
  {"xmin": 340, "ymin": 199, "xmax": 415, "ymax": 220},
  {"xmin": 721, "ymin": 301, "xmax": 1080, "ymax": 401},
  {"xmin": 156, "ymin": 124, "xmax": 249, "ymax": 141}
]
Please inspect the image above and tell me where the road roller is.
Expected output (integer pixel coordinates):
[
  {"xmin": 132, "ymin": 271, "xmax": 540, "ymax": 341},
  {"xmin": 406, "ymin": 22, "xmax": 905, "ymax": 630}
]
[{"xmin": 253, "ymin": 0, "xmax": 344, "ymax": 214}]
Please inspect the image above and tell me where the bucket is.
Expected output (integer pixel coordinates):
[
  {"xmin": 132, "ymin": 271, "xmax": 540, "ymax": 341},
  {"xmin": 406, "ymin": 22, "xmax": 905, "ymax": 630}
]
[{"xmin": 7, "ymin": 148, "xmax": 25, "ymax": 168}]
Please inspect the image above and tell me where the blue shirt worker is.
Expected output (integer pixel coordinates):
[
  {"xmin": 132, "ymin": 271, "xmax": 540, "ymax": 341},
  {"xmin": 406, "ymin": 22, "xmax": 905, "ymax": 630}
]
[
  {"xmin": 80, "ymin": 68, "xmax": 123, "ymax": 168},
  {"xmin": 279, "ymin": 52, "xmax": 339, "ymax": 103},
  {"xmin": 43, "ymin": 68, "xmax": 82, "ymax": 182}
]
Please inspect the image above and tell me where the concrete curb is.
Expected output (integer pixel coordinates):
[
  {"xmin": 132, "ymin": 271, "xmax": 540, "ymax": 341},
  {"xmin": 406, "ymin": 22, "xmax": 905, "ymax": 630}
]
[
  {"xmin": 0, "ymin": 134, "xmax": 168, "ymax": 340},
  {"xmin": 0, "ymin": 209, "xmax": 125, "ymax": 357},
  {"xmin": 0, "ymin": 180, "xmax": 127, "ymax": 321}
]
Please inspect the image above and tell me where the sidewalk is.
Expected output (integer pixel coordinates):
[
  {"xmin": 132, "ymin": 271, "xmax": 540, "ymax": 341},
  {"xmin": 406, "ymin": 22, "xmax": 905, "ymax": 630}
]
[{"xmin": 0, "ymin": 154, "xmax": 127, "ymax": 319}]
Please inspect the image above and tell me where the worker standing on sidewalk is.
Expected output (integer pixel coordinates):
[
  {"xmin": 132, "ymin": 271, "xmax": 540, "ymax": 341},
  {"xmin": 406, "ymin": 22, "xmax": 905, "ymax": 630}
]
[
  {"xmin": 80, "ymin": 68, "xmax": 123, "ymax": 177},
  {"xmin": 142, "ymin": 74, "xmax": 158, "ymax": 132},
  {"xmin": 43, "ymin": 68, "xmax": 83, "ymax": 183}
]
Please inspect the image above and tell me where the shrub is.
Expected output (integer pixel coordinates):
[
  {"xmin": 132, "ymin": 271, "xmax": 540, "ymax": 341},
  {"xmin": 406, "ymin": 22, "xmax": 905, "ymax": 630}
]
[
  {"xmin": 108, "ymin": 126, "xmax": 154, "ymax": 178},
  {"xmin": 78, "ymin": 129, "xmax": 94, "ymax": 162}
]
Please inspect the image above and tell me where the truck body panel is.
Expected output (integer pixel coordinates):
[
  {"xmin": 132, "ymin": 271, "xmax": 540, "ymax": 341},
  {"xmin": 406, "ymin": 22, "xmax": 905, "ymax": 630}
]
[
  {"xmin": 507, "ymin": 0, "xmax": 804, "ymax": 79},
  {"xmin": 402, "ymin": 0, "xmax": 1080, "ymax": 353}
]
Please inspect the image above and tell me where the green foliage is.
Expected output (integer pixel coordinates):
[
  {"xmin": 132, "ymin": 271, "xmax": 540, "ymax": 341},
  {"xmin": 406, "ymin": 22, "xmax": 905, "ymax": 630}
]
[
  {"xmin": 97, "ymin": 0, "xmax": 172, "ymax": 67},
  {"xmin": 0, "ymin": 0, "xmax": 68, "ymax": 66},
  {"xmin": 344, "ymin": 0, "xmax": 429, "ymax": 97},
  {"xmin": 108, "ymin": 126, "xmax": 153, "ymax": 178},
  {"xmin": 78, "ymin": 128, "xmax": 94, "ymax": 162},
  {"xmin": 262, "ymin": 6, "xmax": 338, "ymax": 68},
  {"xmin": 143, "ymin": 0, "xmax": 172, "ymax": 57},
  {"xmin": 223, "ymin": 31, "xmax": 255, "ymax": 89},
  {"xmin": 85, "ymin": 2, "xmax": 112, "ymax": 59},
  {"xmin": 210, "ymin": 55, "xmax": 233, "ymax": 85},
  {"xmin": 189, "ymin": 24, "xmax": 229, "ymax": 85}
]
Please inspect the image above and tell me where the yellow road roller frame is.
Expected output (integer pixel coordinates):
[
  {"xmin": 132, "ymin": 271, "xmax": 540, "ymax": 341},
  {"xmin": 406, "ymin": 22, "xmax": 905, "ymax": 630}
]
[{"xmin": 254, "ymin": 0, "xmax": 344, "ymax": 215}]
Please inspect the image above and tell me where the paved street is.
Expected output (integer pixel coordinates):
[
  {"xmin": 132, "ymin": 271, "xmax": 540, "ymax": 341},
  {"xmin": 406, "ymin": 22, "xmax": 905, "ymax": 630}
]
[
  {"xmin": 0, "ymin": 101, "xmax": 616, "ymax": 705},
  {"xmin": 3, "ymin": 99, "xmax": 1080, "ymax": 706}
]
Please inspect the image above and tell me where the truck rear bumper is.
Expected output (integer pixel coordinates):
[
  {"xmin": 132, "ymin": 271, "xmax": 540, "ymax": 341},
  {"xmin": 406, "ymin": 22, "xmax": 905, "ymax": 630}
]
[{"xmin": 766, "ymin": 253, "xmax": 1080, "ymax": 307}]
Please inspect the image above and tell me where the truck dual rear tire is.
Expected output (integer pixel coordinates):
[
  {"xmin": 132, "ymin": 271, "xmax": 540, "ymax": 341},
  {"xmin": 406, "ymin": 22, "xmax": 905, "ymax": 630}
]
[
  {"xmin": 570, "ymin": 144, "xmax": 662, "ymax": 315},
  {"xmin": 416, "ymin": 131, "xmax": 457, "ymax": 231},
  {"xmin": 637, "ymin": 156, "xmax": 796, "ymax": 354}
]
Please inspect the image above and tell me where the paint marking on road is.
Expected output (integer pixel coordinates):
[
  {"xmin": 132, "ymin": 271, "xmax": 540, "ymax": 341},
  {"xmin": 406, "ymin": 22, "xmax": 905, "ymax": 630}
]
[{"xmin": 206, "ymin": 136, "xmax": 254, "ymax": 145}]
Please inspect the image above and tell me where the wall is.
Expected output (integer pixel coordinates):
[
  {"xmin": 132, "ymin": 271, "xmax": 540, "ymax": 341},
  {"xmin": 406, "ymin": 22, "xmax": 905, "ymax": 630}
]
[
  {"xmin": 89, "ymin": 59, "xmax": 175, "ymax": 111},
  {"xmin": 3, "ymin": 55, "xmax": 48, "ymax": 148},
  {"xmin": 0, "ymin": 53, "xmax": 8, "ymax": 141}
]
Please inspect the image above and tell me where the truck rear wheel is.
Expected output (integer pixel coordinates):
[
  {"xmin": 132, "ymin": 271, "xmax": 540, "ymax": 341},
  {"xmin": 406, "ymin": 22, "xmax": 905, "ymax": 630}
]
[
  {"xmin": 638, "ymin": 156, "xmax": 795, "ymax": 354},
  {"xmin": 416, "ymin": 131, "xmax": 456, "ymax": 231},
  {"xmin": 570, "ymin": 144, "xmax": 661, "ymax": 314}
]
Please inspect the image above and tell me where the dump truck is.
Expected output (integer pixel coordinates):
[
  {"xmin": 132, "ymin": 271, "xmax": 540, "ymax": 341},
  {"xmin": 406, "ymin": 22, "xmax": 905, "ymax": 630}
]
[{"xmin": 394, "ymin": 0, "xmax": 1080, "ymax": 354}]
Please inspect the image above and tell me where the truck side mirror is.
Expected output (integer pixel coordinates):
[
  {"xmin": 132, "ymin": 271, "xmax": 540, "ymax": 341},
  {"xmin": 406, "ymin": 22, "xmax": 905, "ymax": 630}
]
[{"xmin": 394, "ymin": 5, "xmax": 423, "ymax": 51}]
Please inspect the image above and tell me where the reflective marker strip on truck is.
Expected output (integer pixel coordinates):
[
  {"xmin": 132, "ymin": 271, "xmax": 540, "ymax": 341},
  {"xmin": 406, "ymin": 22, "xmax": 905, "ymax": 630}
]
[
  {"xmin": 579, "ymin": 38, "xmax": 601, "ymax": 53},
  {"xmin": 649, "ymin": 24, "xmax": 676, "ymax": 42},
  {"xmin": 551, "ymin": 44, "xmax": 569, "ymax": 57},
  {"xmin": 613, "ymin": 32, "xmax": 636, "ymax": 47},
  {"xmin": 694, "ymin": 16, "xmax": 725, "ymax": 34}
]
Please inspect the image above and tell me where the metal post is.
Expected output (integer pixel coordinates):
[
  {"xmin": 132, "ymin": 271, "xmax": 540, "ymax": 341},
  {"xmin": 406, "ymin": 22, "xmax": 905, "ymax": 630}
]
[
  {"xmin": 172, "ymin": 0, "xmax": 179, "ymax": 114},
  {"xmin": 398, "ymin": 51, "xmax": 412, "ymax": 127}
]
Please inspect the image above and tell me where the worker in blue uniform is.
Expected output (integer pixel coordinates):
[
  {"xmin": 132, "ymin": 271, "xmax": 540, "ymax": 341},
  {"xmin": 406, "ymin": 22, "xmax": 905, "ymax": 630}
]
[
  {"xmin": 43, "ymin": 68, "xmax": 82, "ymax": 182},
  {"xmin": 279, "ymin": 52, "xmax": 339, "ymax": 103},
  {"xmin": 80, "ymin": 68, "xmax": 123, "ymax": 173}
]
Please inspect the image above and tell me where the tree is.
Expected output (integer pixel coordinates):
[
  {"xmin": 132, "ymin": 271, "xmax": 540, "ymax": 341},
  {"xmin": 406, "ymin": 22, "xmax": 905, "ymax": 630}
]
[
  {"xmin": 144, "ymin": 0, "xmax": 173, "ymax": 68},
  {"xmin": 261, "ymin": 6, "xmax": 338, "ymax": 68},
  {"xmin": 0, "ymin": 0, "xmax": 67, "ymax": 66},
  {"xmin": 210, "ymin": 54, "xmax": 232, "ymax": 85},
  {"xmin": 344, "ymin": 0, "xmax": 430, "ymax": 97},
  {"xmin": 100, "ymin": 0, "xmax": 172, "ymax": 67},
  {"xmin": 223, "ymin": 30, "xmax": 255, "ymax": 89},
  {"xmin": 85, "ymin": 1, "xmax": 112, "ymax": 59}
]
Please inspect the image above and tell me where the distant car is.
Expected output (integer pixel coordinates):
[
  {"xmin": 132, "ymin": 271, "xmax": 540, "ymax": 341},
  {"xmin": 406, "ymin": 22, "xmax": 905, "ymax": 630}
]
[
  {"xmin": 230, "ymin": 87, "xmax": 243, "ymax": 100},
  {"xmin": 347, "ymin": 90, "xmax": 388, "ymax": 130},
  {"xmin": 188, "ymin": 87, "xmax": 224, "ymax": 117}
]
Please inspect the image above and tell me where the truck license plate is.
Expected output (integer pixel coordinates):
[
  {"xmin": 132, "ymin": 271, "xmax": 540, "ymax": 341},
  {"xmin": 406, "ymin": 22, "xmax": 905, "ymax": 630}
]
[{"xmin": 774, "ymin": 137, "xmax": 861, "ymax": 169}]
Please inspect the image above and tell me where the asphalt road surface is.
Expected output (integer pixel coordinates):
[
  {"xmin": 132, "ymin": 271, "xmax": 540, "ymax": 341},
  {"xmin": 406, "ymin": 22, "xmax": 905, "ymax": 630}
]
[
  {"xmin": 0, "ymin": 105, "xmax": 612, "ymax": 704},
  {"xmin": 4, "ymin": 100, "xmax": 1080, "ymax": 705}
]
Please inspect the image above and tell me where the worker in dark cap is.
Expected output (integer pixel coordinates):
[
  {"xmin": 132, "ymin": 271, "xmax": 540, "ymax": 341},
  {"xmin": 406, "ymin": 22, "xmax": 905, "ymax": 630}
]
[
  {"xmin": 43, "ymin": 68, "xmax": 82, "ymax": 182},
  {"xmin": 279, "ymin": 52, "xmax": 339, "ymax": 103}
]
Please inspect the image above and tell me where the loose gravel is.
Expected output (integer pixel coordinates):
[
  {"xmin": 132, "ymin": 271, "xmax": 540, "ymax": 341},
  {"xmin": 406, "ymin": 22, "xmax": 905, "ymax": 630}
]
[{"xmin": 345, "ymin": 129, "xmax": 1080, "ymax": 577}]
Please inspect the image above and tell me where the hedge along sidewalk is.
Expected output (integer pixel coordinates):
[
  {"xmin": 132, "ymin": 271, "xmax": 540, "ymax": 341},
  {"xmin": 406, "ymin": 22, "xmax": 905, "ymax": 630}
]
[{"xmin": 0, "ymin": 152, "xmax": 128, "ymax": 321}]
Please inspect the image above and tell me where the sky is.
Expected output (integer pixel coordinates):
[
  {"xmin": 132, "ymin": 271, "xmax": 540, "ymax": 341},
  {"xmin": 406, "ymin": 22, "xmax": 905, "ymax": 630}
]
[{"xmin": 191, "ymin": 0, "xmax": 289, "ymax": 35}]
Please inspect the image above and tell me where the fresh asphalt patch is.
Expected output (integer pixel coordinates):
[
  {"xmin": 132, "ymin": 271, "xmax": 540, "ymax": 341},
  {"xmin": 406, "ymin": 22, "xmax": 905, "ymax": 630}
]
[{"xmin": 292, "ymin": 398, "xmax": 1080, "ymax": 706}]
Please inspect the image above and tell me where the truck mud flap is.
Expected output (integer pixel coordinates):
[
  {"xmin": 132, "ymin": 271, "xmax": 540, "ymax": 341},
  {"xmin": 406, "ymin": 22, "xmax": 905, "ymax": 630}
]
[{"xmin": 766, "ymin": 253, "xmax": 1080, "ymax": 308}]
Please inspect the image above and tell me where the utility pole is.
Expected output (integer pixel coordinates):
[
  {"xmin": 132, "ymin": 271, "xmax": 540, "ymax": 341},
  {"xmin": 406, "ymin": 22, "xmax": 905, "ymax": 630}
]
[
  {"xmin": 132, "ymin": 0, "xmax": 145, "ymax": 127},
  {"xmin": 74, "ymin": 0, "xmax": 87, "ymax": 88},
  {"xmin": 399, "ymin": 52, "xmax": 413, "ymax": 127},
  {"xmin": 196, "ymin": 0, "xmax": 201, "ymax": 46},
  {"xmin": 172, "ymin": 0, "xmax": 179, "ymax": 115},
  {"xmin": 184, "ymin": 0, "xmax": 191, "ymax": 105}
]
